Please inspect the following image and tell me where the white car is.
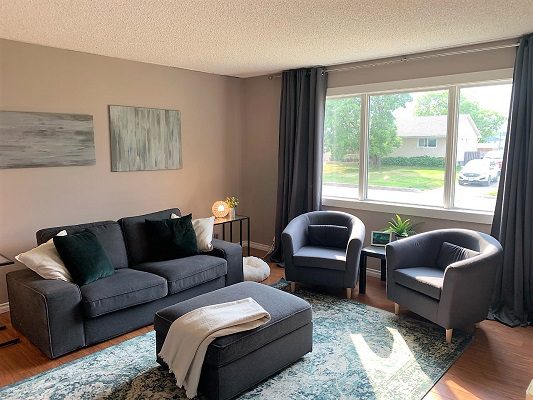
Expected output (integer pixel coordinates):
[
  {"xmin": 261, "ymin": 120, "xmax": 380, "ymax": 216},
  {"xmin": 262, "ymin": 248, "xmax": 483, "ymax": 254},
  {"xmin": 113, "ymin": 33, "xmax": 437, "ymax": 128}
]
[
  {"xmin": 484, "ymin": 150, "xmax": 504, "ymax": 175},
  {"xmin": 458, "ymin": 159, "xmax": 498, "ymax": 186}
]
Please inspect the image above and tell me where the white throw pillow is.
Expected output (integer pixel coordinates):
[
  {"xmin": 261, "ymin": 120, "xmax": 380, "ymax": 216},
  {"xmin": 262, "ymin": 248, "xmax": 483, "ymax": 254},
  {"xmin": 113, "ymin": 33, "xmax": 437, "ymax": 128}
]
[
  {"xmin": 15, "ymin": 230, "xmax": 72, "ymax": 281},
  {"xmin": 171, "ymin": 213, "xmax": 214, "ymax": 252},
  {"xmin": 193, "ymin": 216, "xmax": 215, "ymax": 252}
]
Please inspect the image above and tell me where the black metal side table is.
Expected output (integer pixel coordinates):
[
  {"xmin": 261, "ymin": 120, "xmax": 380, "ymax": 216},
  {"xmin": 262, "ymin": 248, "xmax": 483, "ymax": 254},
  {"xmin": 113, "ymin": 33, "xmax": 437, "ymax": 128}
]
[
  {"xmin": 358, "ymin": 246, "xmax": 387, "ymax": 295},
  {"xmin": 0, "ymin": 253, "xmax": 20, "ymax": 348},
  {"xmin": 214, "ymin": 215, "xmax": 251, "ymax": 256}
]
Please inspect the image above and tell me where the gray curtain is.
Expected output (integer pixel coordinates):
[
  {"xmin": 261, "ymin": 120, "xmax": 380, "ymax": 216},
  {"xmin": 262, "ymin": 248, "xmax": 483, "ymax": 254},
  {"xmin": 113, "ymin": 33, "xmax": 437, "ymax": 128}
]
[
  {"xmin": 490, "ymin": 33, "xmax": 533, "ymax": 327},
  {"xmin": 269, "ymin": 67, "xmax": 328, "ymax": 263}
]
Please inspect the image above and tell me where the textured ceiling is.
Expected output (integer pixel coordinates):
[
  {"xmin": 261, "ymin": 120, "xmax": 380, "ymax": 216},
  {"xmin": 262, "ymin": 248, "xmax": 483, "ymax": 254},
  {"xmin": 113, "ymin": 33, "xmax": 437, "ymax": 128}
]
[{"xmin": 1, "ymin": 1, "xmax": 533, "ymax": 77}]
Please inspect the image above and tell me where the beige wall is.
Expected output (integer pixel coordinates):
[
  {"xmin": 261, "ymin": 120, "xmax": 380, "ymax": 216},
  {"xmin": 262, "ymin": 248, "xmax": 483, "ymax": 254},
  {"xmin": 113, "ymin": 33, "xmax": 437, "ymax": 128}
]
[
  {"xmin": 0, "ymin": 39, "xmax": 244, "ymax": 303},
  {"xmin": 239, "ymin": 76, "xmax": 281, "ymax": 250},
  {"xmin": 241, "ymin": 44, "xmax": 516, "ymax": 249}
]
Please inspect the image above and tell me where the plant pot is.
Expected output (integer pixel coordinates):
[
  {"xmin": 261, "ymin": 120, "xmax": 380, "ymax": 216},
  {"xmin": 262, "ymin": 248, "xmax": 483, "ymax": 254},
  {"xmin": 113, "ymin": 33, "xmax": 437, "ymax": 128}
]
[
  {"xmin": 228, "ymin": 208, "xmax": 236, "ymax": 219},
  {"xmin": 392, "ymin": 233, "xmax": 408, "ymax": 241}
]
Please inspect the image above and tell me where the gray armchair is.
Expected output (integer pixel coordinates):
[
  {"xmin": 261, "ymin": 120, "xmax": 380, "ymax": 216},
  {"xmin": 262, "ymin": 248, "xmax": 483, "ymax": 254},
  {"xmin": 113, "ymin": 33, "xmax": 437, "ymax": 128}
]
[
  {"xmin": 386, "ymin": 229, "xmax": 503, "ymax": 343},
  {"xmin": 282, "ymin": 211, "xmax": 365, "ymax": 299}
]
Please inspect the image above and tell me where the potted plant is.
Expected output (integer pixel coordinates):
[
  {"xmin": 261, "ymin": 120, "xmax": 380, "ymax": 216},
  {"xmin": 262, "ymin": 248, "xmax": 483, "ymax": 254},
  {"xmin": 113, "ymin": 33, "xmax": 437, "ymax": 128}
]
[
  {"xmin": 384, "ymin": 214, "xmax": 415, "ymax": 240},
  {"xmin": 225, "ymin": 196, "xmax": 239, "ymax": 219}
]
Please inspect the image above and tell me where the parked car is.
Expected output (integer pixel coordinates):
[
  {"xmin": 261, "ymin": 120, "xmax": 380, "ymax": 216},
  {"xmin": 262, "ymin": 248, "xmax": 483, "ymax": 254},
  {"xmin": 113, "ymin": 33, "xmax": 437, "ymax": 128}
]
[
  {"xmin": 458, "ymin": 159, "xmax": 498, "ymax": 186},
  {"xmin": 483, "ymin": 150, "xmax": 504, "ymax": 175}
]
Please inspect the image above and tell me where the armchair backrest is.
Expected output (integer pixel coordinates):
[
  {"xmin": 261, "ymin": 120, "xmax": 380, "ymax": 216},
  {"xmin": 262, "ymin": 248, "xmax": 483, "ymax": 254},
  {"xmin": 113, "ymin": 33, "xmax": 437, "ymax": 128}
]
[{"xmin": 387, "ymin": 228, "xmax": 502, "ymax": 271}]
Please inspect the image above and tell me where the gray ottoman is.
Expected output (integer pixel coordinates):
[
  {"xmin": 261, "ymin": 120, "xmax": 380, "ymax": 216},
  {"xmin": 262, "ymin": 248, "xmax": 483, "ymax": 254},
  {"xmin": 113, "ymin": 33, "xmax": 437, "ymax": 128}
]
[{"xmin": 154, "ymin": 281, "xmax": 312, "ymax": 400}]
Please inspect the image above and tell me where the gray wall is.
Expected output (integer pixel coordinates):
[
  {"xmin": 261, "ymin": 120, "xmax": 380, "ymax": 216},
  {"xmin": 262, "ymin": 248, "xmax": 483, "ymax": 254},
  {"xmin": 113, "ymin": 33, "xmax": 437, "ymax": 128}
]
[{"xmin": 0, "ymin": 39, "xmax": 244, "ymax": 304}]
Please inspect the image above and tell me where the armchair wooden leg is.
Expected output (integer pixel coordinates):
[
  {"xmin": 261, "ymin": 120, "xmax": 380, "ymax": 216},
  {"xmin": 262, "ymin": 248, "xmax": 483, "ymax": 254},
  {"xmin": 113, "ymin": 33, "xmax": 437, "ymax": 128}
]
[
  {"xmin": 290, "ymin": 282, "xmax": 296, "ymax": 293},
  {"xmin": 345, "ymin": 288, "xmax": 352, "ymax": 299},
  {"xmin": 394, "ymin": 303, "xmax": 400, "ymax": 315},
  {"xmin": 446, "ymin": 329, "xmax": 453, "ymax": 344}
]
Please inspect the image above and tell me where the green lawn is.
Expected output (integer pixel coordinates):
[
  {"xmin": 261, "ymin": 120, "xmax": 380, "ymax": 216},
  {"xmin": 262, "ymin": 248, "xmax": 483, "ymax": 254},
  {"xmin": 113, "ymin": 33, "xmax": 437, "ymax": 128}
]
[{"xmin": 323, "ymin": 162, "xmax": 445, "ymax": 190}]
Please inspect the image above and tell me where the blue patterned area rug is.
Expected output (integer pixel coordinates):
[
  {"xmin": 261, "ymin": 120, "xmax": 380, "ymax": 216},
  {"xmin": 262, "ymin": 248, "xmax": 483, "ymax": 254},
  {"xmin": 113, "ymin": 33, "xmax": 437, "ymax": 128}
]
[{"xmin": 0, "ymin": 281, "xmax": 471, "ymax": 400}]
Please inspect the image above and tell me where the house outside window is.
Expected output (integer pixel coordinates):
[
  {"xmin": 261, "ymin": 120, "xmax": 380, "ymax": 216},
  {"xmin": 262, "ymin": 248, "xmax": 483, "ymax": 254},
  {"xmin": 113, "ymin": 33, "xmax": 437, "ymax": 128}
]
[{"xmin": 322, "ymin": 71, "xmax": 512, "ymax": 220}]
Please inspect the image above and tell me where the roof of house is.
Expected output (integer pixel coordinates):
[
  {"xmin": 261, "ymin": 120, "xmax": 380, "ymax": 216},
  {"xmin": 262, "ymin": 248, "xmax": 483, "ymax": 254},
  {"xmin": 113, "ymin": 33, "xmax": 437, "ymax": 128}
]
[{"xmin": 395, "ymin": 114, "xmax": 480, "ymax": 138}]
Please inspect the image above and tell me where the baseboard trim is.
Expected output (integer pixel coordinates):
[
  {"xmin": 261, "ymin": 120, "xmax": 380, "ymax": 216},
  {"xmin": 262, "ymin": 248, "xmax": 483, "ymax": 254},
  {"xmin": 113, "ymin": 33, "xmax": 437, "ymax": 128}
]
[
  {"xmin": 0, "ymin": 302, "xmax": 9, "ymax": 314},
  {"xmin": 366, "ymin": 268, "xmax": 382, "ymax": 279},
  {"xmin": 242, "ymin": 241, "xmax": 272, "ymax": 252}
]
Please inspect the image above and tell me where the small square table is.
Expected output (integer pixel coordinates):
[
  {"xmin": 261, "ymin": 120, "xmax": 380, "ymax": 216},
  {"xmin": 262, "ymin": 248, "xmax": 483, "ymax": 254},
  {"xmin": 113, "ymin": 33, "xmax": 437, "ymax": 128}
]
[
  {"xmin": 0, "ymin": 253, "xmax": 20, "ymax": 348},
  {"xmin": 214, "ymin": 215, "xmax": 250, "ymax": 256},
  {"xmin": 358, "ymin": 246, "xmax": 387, "ymax": 295}
]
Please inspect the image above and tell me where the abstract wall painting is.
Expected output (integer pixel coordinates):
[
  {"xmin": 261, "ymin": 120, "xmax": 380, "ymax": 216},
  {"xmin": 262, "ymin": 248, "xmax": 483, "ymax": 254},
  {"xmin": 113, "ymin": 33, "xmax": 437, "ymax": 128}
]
[
  {"xmin": 109, "ymin": 105, "xmax": 182, "ymax": 172},
  {"xmin": 0, "ymin": 111, "xmax": 95, "ymax": 169}
]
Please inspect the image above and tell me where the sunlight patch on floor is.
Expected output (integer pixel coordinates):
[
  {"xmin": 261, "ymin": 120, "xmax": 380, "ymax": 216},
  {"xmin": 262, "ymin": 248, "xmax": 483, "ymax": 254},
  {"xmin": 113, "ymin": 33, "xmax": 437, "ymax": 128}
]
[{"xmin": 350, "ymin": 327, "xmax": 431, "ymax": 392}]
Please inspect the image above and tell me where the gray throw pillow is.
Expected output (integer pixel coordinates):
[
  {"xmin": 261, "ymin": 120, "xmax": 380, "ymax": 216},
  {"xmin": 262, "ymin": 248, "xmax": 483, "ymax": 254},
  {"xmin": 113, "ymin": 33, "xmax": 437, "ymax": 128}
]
[
  {"xmin": 436, "ymin": 241, "xmax": 479, "ymax": 270},
  {"xmin": 308, "ymin": 224, "xmax": 349, "ymax": 249}
]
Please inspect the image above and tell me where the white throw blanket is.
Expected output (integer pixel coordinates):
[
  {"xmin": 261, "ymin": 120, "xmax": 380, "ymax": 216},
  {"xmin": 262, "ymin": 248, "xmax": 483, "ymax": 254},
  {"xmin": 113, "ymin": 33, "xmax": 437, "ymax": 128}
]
[{"xmin": 159, "ymin": 297, "xmax": 271, "ymax": 398}]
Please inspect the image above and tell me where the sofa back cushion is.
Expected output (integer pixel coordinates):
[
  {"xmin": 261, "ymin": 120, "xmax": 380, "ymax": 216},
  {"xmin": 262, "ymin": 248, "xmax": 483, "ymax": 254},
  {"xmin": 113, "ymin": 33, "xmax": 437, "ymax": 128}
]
[
  {"xmin": 36, "ymin": 221, "xmax": 129, "ymax": 269},
  {"xmin": 118, "ymin": 208, "xmax": 182, "ymax": 266},
  {"xmin": 308, "ymin": 224, "xmax": 349, "ymax": 249},
  {"xmin": 436, "ymin": 241, "xmax": 479, "ymax": 270}
]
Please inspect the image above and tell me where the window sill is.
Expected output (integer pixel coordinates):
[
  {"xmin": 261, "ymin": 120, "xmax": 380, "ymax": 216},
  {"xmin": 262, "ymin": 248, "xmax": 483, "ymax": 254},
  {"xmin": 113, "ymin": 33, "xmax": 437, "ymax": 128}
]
[{"xmin": 322, "ymin": 197, "xmax": 493, "ymax": 224}]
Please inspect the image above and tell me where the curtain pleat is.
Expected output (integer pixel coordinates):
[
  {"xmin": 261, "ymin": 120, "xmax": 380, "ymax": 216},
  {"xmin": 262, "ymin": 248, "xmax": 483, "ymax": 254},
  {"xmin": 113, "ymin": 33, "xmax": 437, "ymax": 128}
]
[
  {"xmin": 490, "ymin": 33, "xmax": 533, "ymax": 327},
  {"xmin": 269, "ymin": 68, "xmax": 328, "ymax": 263}
]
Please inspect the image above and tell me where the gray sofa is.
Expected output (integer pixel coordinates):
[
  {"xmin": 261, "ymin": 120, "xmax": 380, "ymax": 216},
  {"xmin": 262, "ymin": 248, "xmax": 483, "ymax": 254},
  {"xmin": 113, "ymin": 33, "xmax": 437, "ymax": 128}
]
[
  {"xmin": 386, "ymin": 229, "xmax": 503, "ymax": 343},
  {"xmin": 282, "ymin": 211, "xmax": 365, "ymax": 298},
  {"xmin": 6, "ymin": 208, "xmax": 243, "ymax": 358}
]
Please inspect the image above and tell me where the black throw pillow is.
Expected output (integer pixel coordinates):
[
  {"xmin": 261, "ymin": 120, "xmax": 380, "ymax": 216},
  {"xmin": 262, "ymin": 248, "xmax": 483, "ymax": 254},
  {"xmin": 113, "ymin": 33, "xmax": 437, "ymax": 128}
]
[
  {"xmin": 145, "ymin": 214, "xmax": 199, "ymax": 261},
  {"xmin": 308, "ymin": 224, "xmax": 350, "ymax": 249},
  {"xmin": 53, "ymin": 230, "xmax": 115, "ymax": 286},
  {"xmin": 436, "ymin": 241, "xmax": 479, "ymax": 270}
]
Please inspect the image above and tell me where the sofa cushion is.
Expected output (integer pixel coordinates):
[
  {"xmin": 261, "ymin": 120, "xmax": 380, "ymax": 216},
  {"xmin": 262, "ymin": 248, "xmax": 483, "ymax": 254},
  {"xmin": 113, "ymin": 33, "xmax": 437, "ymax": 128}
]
[
  {"xmin": 394, "ymin": 267, "xmax": 444, "ymax": 300},
  {"xmin": 293, "ymin": 246, "xmax": 346, "ymax": 271},
  {"xmin": 308, "ymin": 224, "xmax": 349, "ymax": 249},
  {"xmin": 80, "ymin": 269, "xmax": 168, "ymax": 318},
  {"xmin": 132, "ymin": 255, "xmax": 227, "ymax": 295},
  {"xmin": 119, "ymin": 209, "xmax": 182, "ymax": 266},
  {"xmin": 36, "ymin": 221, "xmax": 129, "ymax": 269},
  {"xmin": 436, "ymin": 241, "xmax": 479, "ymax": 270},
  {"xmin": 154, "ymin": 281, "xmax": 312, "ymax": 367},
  {"xmin": 145, "ymin": 214, "xmax": 199, "ymax": 261},
  {"xmin": 54, "ymin": 230, "xmax": 115, "ymax": 286}
]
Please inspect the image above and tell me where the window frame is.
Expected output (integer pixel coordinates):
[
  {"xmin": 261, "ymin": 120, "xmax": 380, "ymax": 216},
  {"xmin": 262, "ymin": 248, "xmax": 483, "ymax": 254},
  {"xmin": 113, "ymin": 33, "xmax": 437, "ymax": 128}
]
[
  {"xmin": 323, "ymin": 69, "xmax": 513, "ymax": 224},
  {"xmin": 417, "ymin": 137, "xmax": 438, "ymax": 148}
]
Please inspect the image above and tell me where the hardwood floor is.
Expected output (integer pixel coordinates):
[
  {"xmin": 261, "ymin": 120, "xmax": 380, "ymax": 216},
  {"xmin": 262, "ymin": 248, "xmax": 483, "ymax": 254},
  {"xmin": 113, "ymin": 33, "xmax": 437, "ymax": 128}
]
[{"xmin": 1, "ymin": 253, "xmax": 531, "ymax": 399}]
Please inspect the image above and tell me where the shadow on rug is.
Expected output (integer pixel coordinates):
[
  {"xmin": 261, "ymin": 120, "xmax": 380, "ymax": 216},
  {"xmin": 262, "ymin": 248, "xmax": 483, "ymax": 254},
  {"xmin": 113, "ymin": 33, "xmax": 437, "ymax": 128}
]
[{"xmin": 0, "ymin": 280, "xmax": 471, "ymax": 400}]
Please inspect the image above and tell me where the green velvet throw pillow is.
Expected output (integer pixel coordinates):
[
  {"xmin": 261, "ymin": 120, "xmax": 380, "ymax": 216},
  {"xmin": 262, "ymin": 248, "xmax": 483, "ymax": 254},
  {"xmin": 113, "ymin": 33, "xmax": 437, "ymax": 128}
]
[
  {"xmin": 53, "ymin": 230, "xmax": 115, "ymax": 286},
  {"xmin": 145, "ymin": 214, "xmax": 199, "ymax": 261}
]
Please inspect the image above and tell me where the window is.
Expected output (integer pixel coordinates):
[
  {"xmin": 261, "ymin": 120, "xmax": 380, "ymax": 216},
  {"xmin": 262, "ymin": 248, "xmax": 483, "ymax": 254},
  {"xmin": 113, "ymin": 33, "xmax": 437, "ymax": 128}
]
[
  {"xmin": 322, "ymin": 78, "xmax": 512, "ymax": 215},
  {"xmin": 322, "ymin": 96, "xmax": 361, "ymax": 199},
  {"xmin": 454, "ymin": 84, "xmax": 512, "ymax": 212},
  {"xmin": 418, "ymin": 138, "xmax": 437, "ymax": 148}
]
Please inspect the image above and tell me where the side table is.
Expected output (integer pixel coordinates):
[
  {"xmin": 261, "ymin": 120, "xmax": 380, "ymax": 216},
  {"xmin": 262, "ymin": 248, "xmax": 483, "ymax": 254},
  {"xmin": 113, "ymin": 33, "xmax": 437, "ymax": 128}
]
[
  {"xmin": 214, "ymin": 215, "xmax": 251, "ymax": 256},
  {"xmin": 358, "ymin": 246, "xmax": 387, "ymax": 295},
  {"xmin": 0, "ymin": 253, "xmax": 20, "ymax": 348}
]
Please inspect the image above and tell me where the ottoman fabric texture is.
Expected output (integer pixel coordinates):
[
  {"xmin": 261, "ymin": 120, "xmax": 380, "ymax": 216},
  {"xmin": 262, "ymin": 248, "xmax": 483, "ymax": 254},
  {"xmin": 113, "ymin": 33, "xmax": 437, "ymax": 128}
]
[{"xmin": 155, "ymin": 281, "xmax": 313, "ymax": 400}]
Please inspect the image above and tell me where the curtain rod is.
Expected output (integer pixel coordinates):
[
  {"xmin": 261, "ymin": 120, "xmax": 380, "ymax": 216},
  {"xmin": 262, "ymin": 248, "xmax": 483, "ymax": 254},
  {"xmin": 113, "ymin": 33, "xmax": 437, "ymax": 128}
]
[{"xmin": 269, "ymin": 41, "xmax": 519, "ymax": 79}]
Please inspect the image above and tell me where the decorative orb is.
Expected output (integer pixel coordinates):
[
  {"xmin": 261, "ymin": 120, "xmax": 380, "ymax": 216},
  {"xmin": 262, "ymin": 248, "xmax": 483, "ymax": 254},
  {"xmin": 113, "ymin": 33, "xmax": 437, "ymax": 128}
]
[{"xmin": 212, "ymin": 201, "xmax": 229, "ymax": 218}]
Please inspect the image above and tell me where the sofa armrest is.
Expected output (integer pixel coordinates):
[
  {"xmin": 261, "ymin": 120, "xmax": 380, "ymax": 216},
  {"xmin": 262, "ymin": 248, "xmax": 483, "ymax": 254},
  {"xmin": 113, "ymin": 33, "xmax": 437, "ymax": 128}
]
[
  {"xmin": 206, "ymin": 239, "xmax": 243, "ymax": 285},
  {"xmin": 7, "ymin": 269, "xmax": 85, "ymax": 358},
  {"xmin": 345, "ymin": 218, "xmax": 365, "ymax": 286},
  {"xmin": 437, "ymin": 251, "xmax": 502, "ymax": 327},
  {"xmin": 281, "ymin": 214, "xmax": 309, "ymax": 265}
]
